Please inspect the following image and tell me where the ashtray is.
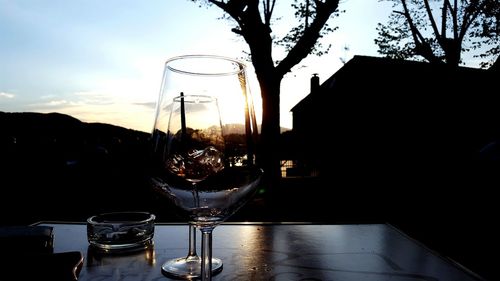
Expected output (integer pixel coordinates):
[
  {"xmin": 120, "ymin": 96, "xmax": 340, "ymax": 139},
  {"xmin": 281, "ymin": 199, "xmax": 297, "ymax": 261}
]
[{"xmin": 87, "ymin": 212, "xmax": 155, "ymax": 252}]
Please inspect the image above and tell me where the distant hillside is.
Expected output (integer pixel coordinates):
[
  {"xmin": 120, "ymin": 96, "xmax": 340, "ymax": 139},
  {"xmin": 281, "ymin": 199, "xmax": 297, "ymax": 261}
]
[
  {"xmin": 0, "ymin": 111, "xmax": 162, "ymax": 225},
  {"xmin": 0, "ymin": 111, "xmax": 148, "ymax": 139},
  {"xmin": 0, "ymin": 112, "xmax": 291, "ymax": 225}
]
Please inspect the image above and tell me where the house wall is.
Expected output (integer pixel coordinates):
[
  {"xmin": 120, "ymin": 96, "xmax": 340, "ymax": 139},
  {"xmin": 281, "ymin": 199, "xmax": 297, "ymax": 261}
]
[{"xmin": 292, "ymin": 57, "xmax": 498, "ymax": 222}]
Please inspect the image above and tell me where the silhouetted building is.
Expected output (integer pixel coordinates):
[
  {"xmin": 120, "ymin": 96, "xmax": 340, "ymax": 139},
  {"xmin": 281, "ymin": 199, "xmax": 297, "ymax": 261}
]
[
  {"xmin": 291, "ymin": 55, "xmax": 497, "ymax": 181},
  {"xmin": 288, "ymin": 56, "xmax": 498, "ymax": 280},
  {"xmin": 290, "ymin": 54, "xmax": 499, "ymax": 226}
]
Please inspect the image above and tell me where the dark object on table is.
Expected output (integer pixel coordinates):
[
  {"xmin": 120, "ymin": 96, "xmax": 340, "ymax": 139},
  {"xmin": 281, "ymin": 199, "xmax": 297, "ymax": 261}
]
[
  {"xmin": 0, "ymin": 226, "xmax": 83, "ymax": 280},
  {"xmin": 0, "ymin": 251, "xmax": 84, "ymax": 281},
  {"xmin": 0, "ymin": 225, "xmax": 53, "ymax": 253}
]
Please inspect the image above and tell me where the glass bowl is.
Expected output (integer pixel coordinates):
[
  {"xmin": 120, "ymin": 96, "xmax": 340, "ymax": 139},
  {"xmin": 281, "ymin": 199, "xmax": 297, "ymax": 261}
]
[{"xmin": 87, "ymin": 212, "xmax": 155, "ymax": 253}]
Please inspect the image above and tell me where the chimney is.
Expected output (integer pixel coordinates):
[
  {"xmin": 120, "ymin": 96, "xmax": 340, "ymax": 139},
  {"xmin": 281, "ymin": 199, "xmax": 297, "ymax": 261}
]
[{"xmin": 311, "ymin": 73, "xmax": 320, "ymax": 93}]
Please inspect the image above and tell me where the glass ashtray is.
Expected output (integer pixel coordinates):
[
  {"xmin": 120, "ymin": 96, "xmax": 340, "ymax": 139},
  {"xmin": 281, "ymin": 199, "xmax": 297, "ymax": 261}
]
[{"xmin": 87, "ymin": 212, "xmax": 155, "ymax": 252}]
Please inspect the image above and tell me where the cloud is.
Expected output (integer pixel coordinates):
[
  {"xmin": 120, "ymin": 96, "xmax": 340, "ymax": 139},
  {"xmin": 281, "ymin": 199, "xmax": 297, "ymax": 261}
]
[
  {"xmin": 47, "ymin": 100, "xmax": 69, "ymax": 106},
  {"xmin": 134, "ymin": 101, "xmax": 157, "ymax": 109},
  {"xmin": 28, "ymin": 99, "xmax": 85, "ymax": 110},
  {"xmin": 0, "ymin": 92, "xmax": 15, "ymax": 98},
  {"xmin": 25, "ymin": 92, "xmax": 156, "ymax": 132}
]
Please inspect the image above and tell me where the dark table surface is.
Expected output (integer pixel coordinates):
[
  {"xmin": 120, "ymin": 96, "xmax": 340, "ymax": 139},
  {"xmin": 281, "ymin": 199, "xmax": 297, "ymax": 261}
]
[{"xmin": 37, "ymin": 222, "xmax": 484, "ymax": 281}]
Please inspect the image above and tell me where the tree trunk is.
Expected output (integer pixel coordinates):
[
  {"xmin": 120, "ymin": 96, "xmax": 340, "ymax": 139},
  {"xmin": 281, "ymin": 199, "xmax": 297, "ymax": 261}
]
[
  {"xmin": 443, "ymin": 38, "xmax": 462, "ymax": 67},
  {"xmin": 258, "ymin": 74, "xmax": 282, "ymax": 191},
  {"xmin": 202, "ymin": 0, "xmax": 341, "ymax": 193}
]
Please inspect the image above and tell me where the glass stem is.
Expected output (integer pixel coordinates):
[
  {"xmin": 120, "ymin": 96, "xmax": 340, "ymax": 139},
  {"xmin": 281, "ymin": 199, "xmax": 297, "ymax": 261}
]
[
  {"xmin": 201, "ymin": 227, "xmax": 214, "ymax": 281},
  {"xmin": 187, "ymin": 224, "xmax": 197, "ymax": 258}
]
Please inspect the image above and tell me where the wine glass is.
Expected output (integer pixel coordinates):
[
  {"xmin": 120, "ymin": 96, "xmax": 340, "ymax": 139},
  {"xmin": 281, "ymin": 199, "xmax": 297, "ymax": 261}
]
[
  {"xmin": 150, "ymin": 59, "xmax": 223, "ymax": 279},
  {"xmin": 160, "ymin": 223, "xmax": 222, "ymax": 278},
  {"xmin": 151, "ymin": 55, "xmax": 262, "ymax": 281},
  {"xmin": 153, "ymin": 93, "xmax": 223, "ymax": 279}
]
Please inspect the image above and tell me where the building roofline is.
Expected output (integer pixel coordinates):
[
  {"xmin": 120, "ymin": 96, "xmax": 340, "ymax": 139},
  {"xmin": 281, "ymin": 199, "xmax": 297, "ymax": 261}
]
[{"xmin": 291, "ymin": 55, "xmax": 489, "ymax": 112}]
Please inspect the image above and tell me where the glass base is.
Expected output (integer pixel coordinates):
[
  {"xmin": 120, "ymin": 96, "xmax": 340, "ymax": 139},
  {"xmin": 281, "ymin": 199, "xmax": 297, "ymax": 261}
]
[{"xmin": 161, "ymin": 256, "xmax": 223, "ymax": 279}]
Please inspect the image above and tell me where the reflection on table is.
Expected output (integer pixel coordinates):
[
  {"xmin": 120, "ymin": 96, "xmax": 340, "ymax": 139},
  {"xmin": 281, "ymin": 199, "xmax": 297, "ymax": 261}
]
[{"xmin": 40, "ymin": 223, "xmax": 484, "ymax": 281}]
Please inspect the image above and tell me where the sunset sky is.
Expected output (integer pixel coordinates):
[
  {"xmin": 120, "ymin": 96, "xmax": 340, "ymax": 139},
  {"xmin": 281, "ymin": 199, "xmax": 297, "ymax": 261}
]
[{"xmin": 1, "ymin": 0, "xmax": 396, "ymax": 132}]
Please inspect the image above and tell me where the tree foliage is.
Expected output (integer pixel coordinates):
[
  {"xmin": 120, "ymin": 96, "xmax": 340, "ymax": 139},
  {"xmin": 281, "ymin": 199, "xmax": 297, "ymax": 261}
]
[
  {"xmin": 375, "ymin": 0, "xmax": 499, "ymax": 68},
  {"xmin": 191, "ymin": 0, "xmax": 341, "ymax": 72},
  {"xmin": 189, "ymin": 0, "xmax": 341, "ymax": 184},
  {"xmin": 275, "ymin": 1, "xmax": 339, "ymax": 57}
]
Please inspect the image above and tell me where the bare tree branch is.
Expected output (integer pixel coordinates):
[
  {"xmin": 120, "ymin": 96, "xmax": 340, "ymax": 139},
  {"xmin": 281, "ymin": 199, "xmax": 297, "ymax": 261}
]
[
  {"xmin": 442, "ymin": 1, "xmax": 448, "ymax": 39},
  {"xmin": 460, "ymin": 1, "xmax": 488, "ymax": 40},
  {"xmin": 399, "ymin": 0, "xmax": 440, "ymax": 63},
  {"xmin": 275, "ymin": 0, "xmax": 339, "ymax": 77},
  {"xmin": 376, "ymin": 0, "xmax": 498, "ymax": 67},
  {"xmin": 263, "ymin": 0, "xmax": 277, "ymax": 26},
  {"xmin": 423, "ymin": 0, "xmax": 443, "ymax": 42},
  {"xmin": 449, "ymin": 0, "xmax": 458, "ymax": 39}
]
